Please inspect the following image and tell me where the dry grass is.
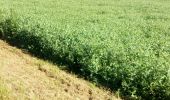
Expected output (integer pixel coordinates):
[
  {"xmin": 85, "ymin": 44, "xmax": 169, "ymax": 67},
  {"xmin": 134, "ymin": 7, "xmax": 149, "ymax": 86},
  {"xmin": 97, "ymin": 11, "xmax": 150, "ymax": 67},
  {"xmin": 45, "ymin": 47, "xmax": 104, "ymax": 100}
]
[
  {"xmin": 0, "ymin": 40, "xmax": 120, "ymax": 100},
  {"xmin": 0, "ymin": 78, "xmax": 11, "ymax": 100}
]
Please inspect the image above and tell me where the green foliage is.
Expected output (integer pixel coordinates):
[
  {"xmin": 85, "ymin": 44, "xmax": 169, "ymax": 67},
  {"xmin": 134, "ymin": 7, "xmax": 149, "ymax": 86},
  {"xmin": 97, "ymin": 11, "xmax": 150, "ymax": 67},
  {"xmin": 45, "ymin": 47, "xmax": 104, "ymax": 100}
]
[{"xmin": 0, "ymin": 0, "xmax": 170, "ymax": 99}]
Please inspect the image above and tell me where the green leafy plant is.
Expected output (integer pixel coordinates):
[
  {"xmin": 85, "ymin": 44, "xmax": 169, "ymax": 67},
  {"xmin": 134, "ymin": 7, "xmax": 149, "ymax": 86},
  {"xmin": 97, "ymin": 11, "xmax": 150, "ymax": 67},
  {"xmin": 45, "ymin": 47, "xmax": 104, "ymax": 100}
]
[{"xmin": 0, "ymin": 0, "xmax": 170, "ymax": 99}]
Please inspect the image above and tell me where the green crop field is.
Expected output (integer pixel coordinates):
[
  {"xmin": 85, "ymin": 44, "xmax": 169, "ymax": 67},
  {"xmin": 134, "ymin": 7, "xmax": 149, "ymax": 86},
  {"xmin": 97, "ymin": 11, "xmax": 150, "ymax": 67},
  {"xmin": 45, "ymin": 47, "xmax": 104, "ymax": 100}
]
[{"xmin": 0, "ymin": 0, "xmax": 170, "ymax": 99}]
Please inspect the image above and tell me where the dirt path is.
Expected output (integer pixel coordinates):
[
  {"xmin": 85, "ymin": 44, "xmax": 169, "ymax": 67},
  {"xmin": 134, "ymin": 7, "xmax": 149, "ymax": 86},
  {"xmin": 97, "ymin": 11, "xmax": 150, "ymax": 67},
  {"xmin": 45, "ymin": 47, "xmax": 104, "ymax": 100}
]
[{"xmin": 0, "ymin": 40, "xmax": 119, "ymax": 100}]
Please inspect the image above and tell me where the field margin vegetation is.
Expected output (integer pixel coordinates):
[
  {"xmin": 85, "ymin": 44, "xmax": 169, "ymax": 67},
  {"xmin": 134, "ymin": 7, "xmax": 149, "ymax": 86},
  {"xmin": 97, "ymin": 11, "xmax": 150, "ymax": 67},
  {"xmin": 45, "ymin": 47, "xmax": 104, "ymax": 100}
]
[{"xmin": 0, "ymin": 0, "xmax": 170, "ymax": 99}]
